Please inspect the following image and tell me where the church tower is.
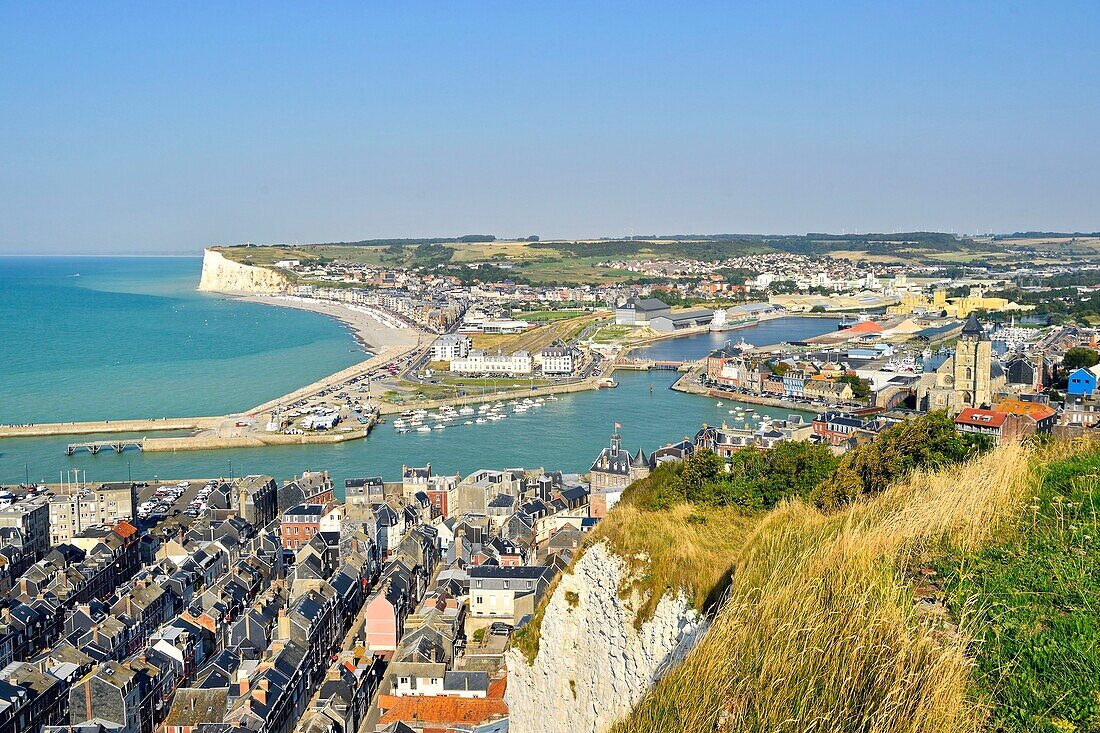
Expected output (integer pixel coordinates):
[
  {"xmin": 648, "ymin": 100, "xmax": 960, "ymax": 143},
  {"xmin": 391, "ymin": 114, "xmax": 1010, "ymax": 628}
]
[{"xmin": 952, "ymin": 314, "xmax": 992, "ymax": 408}]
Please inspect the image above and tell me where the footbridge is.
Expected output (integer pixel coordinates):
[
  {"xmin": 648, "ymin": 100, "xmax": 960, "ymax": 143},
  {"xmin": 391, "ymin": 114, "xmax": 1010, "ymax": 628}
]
[{"xmin": 66, "ymin": 439, "xmax": 144, "ymax": 456}]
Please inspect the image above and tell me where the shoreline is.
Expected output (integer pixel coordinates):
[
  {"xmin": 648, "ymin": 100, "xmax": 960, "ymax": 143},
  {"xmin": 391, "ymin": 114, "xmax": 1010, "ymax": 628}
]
[{"xmin": 224, "ymin": 292, "xmax": 422, "ymax": 352}]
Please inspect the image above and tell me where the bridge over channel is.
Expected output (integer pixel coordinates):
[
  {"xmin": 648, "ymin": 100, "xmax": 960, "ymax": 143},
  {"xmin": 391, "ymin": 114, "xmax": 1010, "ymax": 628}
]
[
  {"xmin": 613, "ymin": 358, "xmax": 694, "ymax": 372},
  {"xmin": 66, "ymin": 439, "xmax": 145, "ymax": 456}
]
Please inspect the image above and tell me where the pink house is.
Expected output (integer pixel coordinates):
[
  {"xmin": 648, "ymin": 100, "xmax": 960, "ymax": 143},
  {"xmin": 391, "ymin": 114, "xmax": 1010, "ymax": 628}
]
[{"xmin": 364, "ymin": 579, "xmax": 410, "ymax": 659}]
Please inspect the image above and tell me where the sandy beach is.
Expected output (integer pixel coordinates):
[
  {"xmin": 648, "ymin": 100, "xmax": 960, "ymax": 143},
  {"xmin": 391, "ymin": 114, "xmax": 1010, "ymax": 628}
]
[{"xmin": 229, "ymin": 293, "xmax": 424, "ymax": 351}]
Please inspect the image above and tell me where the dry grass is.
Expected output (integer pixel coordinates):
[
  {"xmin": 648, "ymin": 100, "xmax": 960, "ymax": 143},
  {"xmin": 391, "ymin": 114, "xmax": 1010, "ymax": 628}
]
[
  {"xmin": 511, "ymin": 503, "xmax": 755, "ymax": 663},
  {"xmin": 612, "ymin": 444, "xmax": 1034, "ymax": 733},
  {"xmin": 596, "ymin": 503, "xmax": 758, "ymax": 624},
  {"xmin": 468, "ymin": 314, "xmax": 597, "ymax": 354}
]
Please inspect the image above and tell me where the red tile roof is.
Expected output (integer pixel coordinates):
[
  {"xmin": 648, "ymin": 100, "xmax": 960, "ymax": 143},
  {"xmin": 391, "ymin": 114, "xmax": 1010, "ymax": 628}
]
[
  {"xmin": 994, "ymin": 399, "xmax": 1057, "ymax": 421},
  {"xmin": 112, "ymin": 521, "xmax": 138, "ymax": 539},
  {"xmin": 377, "ymin": 696, "xmax": 507, "ymax": 726},
  {"xmin": 955, "ymin": 408, "xmax": 1008, "ymax": 428}
]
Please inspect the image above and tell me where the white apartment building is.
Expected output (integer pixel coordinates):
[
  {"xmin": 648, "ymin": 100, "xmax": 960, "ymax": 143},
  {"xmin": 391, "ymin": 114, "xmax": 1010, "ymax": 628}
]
[
  {"xmin": 48, "ymin": 482, "xmax": 137, "ymax": 545},
  {"xmin": 450, "ymin": 349, "xmax": 532, "ymax": 376},
  {"xmin": 535, "ymin": 347, "xmax": 575, "ymax": 375},
  {"xmin": 431, "ymin": 334, "xmax": 472, "ymax": 361}
]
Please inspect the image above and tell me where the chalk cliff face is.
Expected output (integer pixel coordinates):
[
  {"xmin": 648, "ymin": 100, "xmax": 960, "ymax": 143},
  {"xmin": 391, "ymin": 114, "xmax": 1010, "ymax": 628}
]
[
  {"xmin": 198, "ymin": 248, "xmax": 290, "ymax": 293},
  {"xmin": 505, "ymin": 541, "xmax": 706, "ymax": 733}
]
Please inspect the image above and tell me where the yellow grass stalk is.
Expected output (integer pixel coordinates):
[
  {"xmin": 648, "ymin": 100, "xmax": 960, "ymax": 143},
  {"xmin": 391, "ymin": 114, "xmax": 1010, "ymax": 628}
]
[{"xmin": 612, "ymin": 445, "xmax": 1033, "ymax": 733}]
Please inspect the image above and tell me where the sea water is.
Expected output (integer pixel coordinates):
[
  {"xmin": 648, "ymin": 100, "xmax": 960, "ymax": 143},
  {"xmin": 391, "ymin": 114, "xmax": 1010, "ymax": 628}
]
[{"xmin": 0, "ymin": 257, "xmax": 839, "ymax": 489}]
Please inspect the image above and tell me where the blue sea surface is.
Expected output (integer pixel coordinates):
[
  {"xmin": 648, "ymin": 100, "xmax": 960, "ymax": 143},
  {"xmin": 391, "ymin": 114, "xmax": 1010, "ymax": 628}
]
[
  {"xmin": 0, "ymin": 257, "xmax": 840, "ymax": 489},
  {"xmin": 0, "ymin": 257, "xmax": 364, "ymax": 424}
]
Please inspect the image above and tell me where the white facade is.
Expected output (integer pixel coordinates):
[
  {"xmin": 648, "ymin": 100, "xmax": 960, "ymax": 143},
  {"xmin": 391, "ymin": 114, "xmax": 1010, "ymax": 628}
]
[
  {"xmin": 432, "ymin": 334, "xmax": 472, "ymax": 361},
  {"xmin": 451, "ymin": 349, "xmax": 533, "ymax": 375},
  {"xmin": 536, "ymin": 348, "xmax": 574, "ymax": 375}
]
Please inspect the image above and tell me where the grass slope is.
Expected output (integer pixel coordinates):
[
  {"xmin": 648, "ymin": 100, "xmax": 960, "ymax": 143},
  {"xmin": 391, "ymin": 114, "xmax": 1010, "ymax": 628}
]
[
  {"xmin": 934, "ymin": 445, "xmax": 1100, "ymax": 732},
  {"xmin": 612, "ymin": 445, "xmax": 1033, "ymax": 733},
  {"xmin": 511, "ymin": 503, "xmax": 755, "ymax": 663}
]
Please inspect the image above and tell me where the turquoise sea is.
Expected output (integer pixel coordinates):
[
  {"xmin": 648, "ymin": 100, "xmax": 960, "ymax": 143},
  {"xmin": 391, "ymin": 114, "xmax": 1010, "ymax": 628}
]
[{"xmin": 0, "ymin": 257, "xmax": 839, "ymax": 489}]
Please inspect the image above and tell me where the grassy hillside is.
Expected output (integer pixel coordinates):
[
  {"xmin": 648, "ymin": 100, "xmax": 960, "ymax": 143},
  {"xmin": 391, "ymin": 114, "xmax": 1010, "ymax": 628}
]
[
  {"xmin": 934, "ymin": 445, "xmax": 1100, "ymax": 731},
  {"xmin": 613, "ymin": 446, "xmax": 1033, "ymax": 733},
  {"xmin": 612, "ymin": 442, "xmax": 1100, "ymax": 733}
]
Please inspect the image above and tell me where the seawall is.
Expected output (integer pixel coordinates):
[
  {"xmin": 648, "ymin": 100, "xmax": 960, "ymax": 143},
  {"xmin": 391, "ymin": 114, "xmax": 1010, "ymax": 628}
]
[
  {"xmin": 0, "ymin": 417, "xmax": 222, "ymax": 439},
  {"xmin": 142, "ymin": 428, "xmax": 369, "ymax": 452},
  {"xmin": 198, "ymin": 248, "xmax": 291, "ymax": 293}
]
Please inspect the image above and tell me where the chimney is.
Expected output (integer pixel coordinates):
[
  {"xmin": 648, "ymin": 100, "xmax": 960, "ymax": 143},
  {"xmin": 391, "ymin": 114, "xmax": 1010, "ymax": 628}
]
[
  {"xmin": 236, "ymin": 670, "xmax": 250, "ymax": 697},
  {"xmin": 277, "ymin": 609, "xmax": 291, "ymax": 640}
]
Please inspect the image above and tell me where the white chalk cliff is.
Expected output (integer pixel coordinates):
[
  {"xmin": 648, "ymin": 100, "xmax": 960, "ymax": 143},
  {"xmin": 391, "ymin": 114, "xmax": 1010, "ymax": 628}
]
[
  {"xmin": 198, "ymin": 248, "xmax": 291, "ymax": 293},
  {"xmin": 505, "ymin": 541, "xmax": 706, "ymax": 733}
]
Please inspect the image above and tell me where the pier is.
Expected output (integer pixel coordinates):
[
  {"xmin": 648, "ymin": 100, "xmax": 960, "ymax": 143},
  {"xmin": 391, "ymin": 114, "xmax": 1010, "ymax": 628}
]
[
  {"xmin": 66, "ymin": 439, "xmax": 144, "ymax": 455},
  {"xmin": 612, "ymin": 358, "xmax": 693, "ymax": 372}
]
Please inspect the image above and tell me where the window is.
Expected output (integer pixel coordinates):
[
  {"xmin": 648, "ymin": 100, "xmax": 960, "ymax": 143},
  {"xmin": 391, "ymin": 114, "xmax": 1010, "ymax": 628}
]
[
  {"xmin": 475, "ymin": 596, "xmax": 483, "ymax": 604},
  {"xmin": 475, "ymin": 580, "xmax": 482, "ymax": 588}
]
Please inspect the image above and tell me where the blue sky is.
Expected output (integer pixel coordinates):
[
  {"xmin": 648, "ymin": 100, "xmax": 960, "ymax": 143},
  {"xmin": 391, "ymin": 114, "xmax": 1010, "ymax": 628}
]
[{"xmin": 1, "ymin": 2, "xmax": 1097, "ymax": 253}]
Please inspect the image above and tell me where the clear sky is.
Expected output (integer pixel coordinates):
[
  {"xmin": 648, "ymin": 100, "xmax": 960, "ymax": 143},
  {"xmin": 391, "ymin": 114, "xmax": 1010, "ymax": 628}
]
[{"xmin": 2, "ymin": 2, "xmax": 1098, "ymax": 254}]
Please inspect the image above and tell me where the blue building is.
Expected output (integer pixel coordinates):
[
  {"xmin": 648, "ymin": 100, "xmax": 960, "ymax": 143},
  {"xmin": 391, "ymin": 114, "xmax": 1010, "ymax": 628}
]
[{"xmin": 1067, "ymin": 367, "xmax": 1097, "ymax": 396}]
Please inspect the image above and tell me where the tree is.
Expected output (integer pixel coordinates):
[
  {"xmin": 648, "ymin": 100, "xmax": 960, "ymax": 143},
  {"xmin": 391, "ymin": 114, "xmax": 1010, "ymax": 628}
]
[
  {"xmin": 810, "ymin": 305, "xmax": 827, "ymax": 313},
  {"xmin": 1063, "ymin": 346, "xmax": 1099, "ymax": 370},
  {"xmin": 810, "ymin": 411, "xmax": 988, "ymax": 509},
  {"xmin": 837, "ymin": 374, "xmax": 871, "ymax": 399}
]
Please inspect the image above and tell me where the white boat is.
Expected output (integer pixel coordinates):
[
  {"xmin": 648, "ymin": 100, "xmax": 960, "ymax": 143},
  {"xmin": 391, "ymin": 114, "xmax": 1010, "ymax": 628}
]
[
  {"xmin": 464, "ymin": 420, "xmax": 474, "ymax": 425},
  {"xmin": 475, "ymin": 418, "xmax": 488, "ymax": 424},
  {"xmin": 433, "ymin": 424, "xmax": 446, "ymax": 430},
  {"xmin": 546, "ymin": 395, "xmax": 559, "ymax": 401},
  {"xmin": 396, "ymin": 428, "xmax": 410, "ymax": 434},
  {"xmin": 489, "ymin": 414, "xmax": 506, "ymax": 421},
  {"xmin": 459, "ymin": 406, "xmax": 475, "ymax": 415},
  {"xmin": 415, "ymin": 426, "xmax": 432, "ymax": 433},
  {"xmin": 716, "ymin": 401, "xmax": 723, "ymax": 407}
]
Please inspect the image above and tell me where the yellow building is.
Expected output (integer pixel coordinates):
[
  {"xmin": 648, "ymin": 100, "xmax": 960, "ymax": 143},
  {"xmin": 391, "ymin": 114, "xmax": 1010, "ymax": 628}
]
[{"xmin": 887, "ymin": 287, "xmax": 1019, "ymax": 319}]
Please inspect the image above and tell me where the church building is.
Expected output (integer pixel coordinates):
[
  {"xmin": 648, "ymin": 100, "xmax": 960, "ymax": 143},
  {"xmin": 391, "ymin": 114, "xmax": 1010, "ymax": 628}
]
[{"xmin": 917, "ymin": 314, "xmax": 1005, "ymax": 412}]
